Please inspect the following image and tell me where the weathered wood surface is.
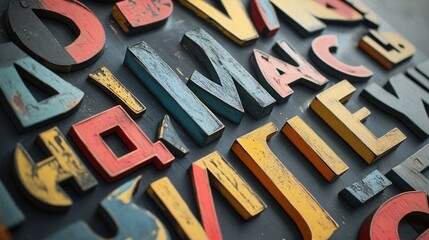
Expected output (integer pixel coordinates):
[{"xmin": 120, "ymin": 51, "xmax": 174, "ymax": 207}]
[{"xmin": 157, "ymin": 115, "xmax": 189, "ymax": 157}]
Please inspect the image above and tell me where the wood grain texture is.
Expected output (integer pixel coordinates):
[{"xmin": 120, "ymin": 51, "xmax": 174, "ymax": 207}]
[
  {"xmin": 148, "ymin": 177, "xmax": 208, "ymax": 240},
  {"xmin": 249, "ymin": 0, "xmax": 280, "ymax": 37},
  {"xmin": 0, "ymin": 181, "xmax": 25, "ymax": 228},
  {"xmin": 387, "ymin": 144, "xmax": 429, "ymax": 196},
  {"xmin": 69, "ymin": 106, "xmax": 174, "ymax": 182},
  {"xmin": 15, "ymin": 127, "xmax": 98, "ymax": 211},
  {"xmin": 282, "ymin": 116, "xmax": 349, "ymax": 182},
  {"xmin": 0, "ymin": 42, "xmax": 84, "ymax": 132},
  {"xmin": 358, "ymin": 30, "xmax": 415, "ymax": 69},
  {"xmin": 88, "ymin": 66, "xmax": 146, "ymax": 118},
  {"xmin": 310, "ymin": 35, "xmax": 373, "ymax": 82},
  {"xmin": 311, "ymin": 80, "xmax": 406, "ymax": 164},
  {"xmin": 193, "ymin": 151, "xmax": 266, "ymax": 220},
  {"xmin": 47, "ymin": 176, "xmax": 170, "ymax": 240},
  {"xmin": 6, "ymin": 0, "xmax": 105, "ymax": 72},
  {"xmin": 112, "ymin": 0, "xmax": 173, "ymax": 34},
  {"xmin": 362, "ymin": 73, "xmax": 429, "ymax": 139},
  {"xmin": 178, "ymin": 0, "xmax": 258, "ymax": 45},
  {"xmin": 251, "ymin": 40, "xmax": 328, "ymax": 103},
  {"xmin": 157, "ymin": 115, "xmax": 189, "ymax": 157},
  {"xmin": 359, "ymin": 191, "xmax": 429, "ymax": 240},
  {"xmin": 181, "ymin": 28, "xmax": 275, "ymax": 122},
  {"xmin": 231, "ymin": 122, "xmax": 338, "ymax": 240},
  {"xmin": 339, "ymin": 170, "xmax": 391, "ymax": 207},
  {"xmin": 125, "ymin": 40, "xmax": 224, "ymax": 147}
]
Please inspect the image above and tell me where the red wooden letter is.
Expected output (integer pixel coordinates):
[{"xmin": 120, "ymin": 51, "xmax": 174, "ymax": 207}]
[
  {"xmin": 359, "ymin": 191, "xmax": 429, "ymax": 240},
  {"xmin": 69, "ymin": 106, "xmax": 174, "ymax": 182},
  {"xmin": 310, "ymin": 35, "xmax": 373, "ymax": 82}
]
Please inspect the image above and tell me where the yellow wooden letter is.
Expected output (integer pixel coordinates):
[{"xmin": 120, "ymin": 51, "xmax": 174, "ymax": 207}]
[
  {"xmin": 282, "ymin": 116, "xmax": 349, "ymax": 182},
  {"xmin": 15, "ymin": 127, "xmax": 98, "ymax": 211},
  {"xmin": 359, "ymin": 30, "xmax": 416, "ymax": 69},
  {"xmin": 88, "ymin": 66, "xmax": 146, "ymax": 118},
  {"xmin": 231, "ymin": 122, "xmax": 338, "ymax": 240},
  {"xmin": 193, "ymin": 151, "xmax": 266, "ymax": 220},
  {"xmin": 147, "ymin": 177, "xmax": 208, "ymax": 240},
  {"xmin": 178, "ymin": 0, "xmax": 258, "ymax": 45},
  {"xmin": 310, "ymin": 80, "xmax": 406, "ymax": 163}
]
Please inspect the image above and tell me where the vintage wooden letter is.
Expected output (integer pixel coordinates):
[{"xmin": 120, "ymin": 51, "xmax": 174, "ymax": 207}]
[
  {"xmin": 269, "ymin": 0, "xmax": 362, "ymax": 36},
  {"xmin": 387, "ymin": 144, "xmax": 429, "ymax": 196},
  {"xmin": 345, "ymin": 0, "xmax": 379, "ymax": 28},
  {"xmin": 0, "ymin": 181, "xmax": 25, "ymax": 228},
  {"xmin": 125, "ymin": 41, "xmax": 224, "ymax": 146},
  {"xmin": 362, "ymin": 74, "xmax": 429, "ymax": 139},
  {"xmin": 249, "ymin": 0, "xmax": 280, "ymax": 37},
  {"xmin": 69, "ymin": 106, "xmax": 174, "ymax": 182},
  {"xmin": 181, "ymin": 28, "xmax": 275, "ymax": 122},
  {"xmin": 310, "ymin": 80, "xmax": 406, "ymax": 164},
  {"xmin": 112, "ymin": 0, "xmax": 173, "ymax": 34},
  {"xmin": 0, "ymin": 43, "xmax": 84, "ymax": 132},
  {"xmin": 178, "ymin": 0, "xmax": 258, "ymax": 45},
  {"xmin": 231, "ymin": 123, "xmax": 338, "ymax": 240},
  {"xmin": 252, "ymin": 40, "xmax": 328, "ymax": 102},
  {"xmin": 359, "ymin": 191, "xmax": 429, "ymax": 240},
  {"xmin": 407, "ymin": 61, "xmax": 429, "ymax": 92},
  {"xmin": 157, "ymin": 115, "xmax": 189, "ymax": 157},
  {"xmin": 148, "ymin": 177, "xmax": 208, "ymax": 240},
  {"xmin": 6, "ymin": 0, "xmax": 105, "ymax": 72},
  {"xmin": 15, "ymin": 127, "xmax": 98, "ymax": 211},
  {"xmin": 88, "ymin": 66, "xmax": 146, "ymax": 118},
  {"xmin": 310, "ymin": 35, "xmax": 373, "ymax": 82},
  {"xmin": 359, "ymin": 30, "xmax": 415, "ymax": 69},
  {"xmin": 282, "ymin": 116, "xmax": 349, "ymax": 182},
  {"xmin": 193, "ymin": 151, "xmax": 266, "ymax": 220},
  {"xmin": 339, "ymin": 170, "xmax": 392, "ymax": 207},
  {"xmin": 47, "ymin": 176, "xmax": 170, "ymax": 239}
]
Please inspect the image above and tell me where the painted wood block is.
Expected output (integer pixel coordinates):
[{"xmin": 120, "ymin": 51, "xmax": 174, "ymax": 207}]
[
  {"xmin": 387, "ymin": 144, "xmax": 429, "ymax": 196},
  {"xmin": 181, "ymin": 28, "xmax": 275, "ymax": 122},
  {"xmin": 359, "ymin": 30, "xmax": 415, "ymax": 69},
  {"xmin": 249, "ymin": 0, "xmax": 280, "ymax": 37},
  {"xmin": 69, "ymin": 106, "xmax": 174, "ymax": 182},
  {"xmin": 269, "ymin": 0, "xmax": 363, "ymax": 37},
  {"xmin": 47, "ymin": 176, "xmax": 170, "ymax": 240},
  {"xmin": 406, "ymin": 67, "xmax": 429, "ymax": 92},
  {"xmin": 178, "ymin": 0, "xmax": 258, "ymax": 46},
  {"xmin": 0, "ymin": 181, "xmax": 25, "ymax": 228},
  {"xmin": 0, "ymin": 42, "xmax": 84, "ymax": 132},
  {"xmin": 88, "ymin": 66, "xmax": 146, "ymax": 118},
  {"xmin": 6, "ymin": 0, "xmax": 105, "ymax": 72},
  {"xmin": 311, "ymin": 80, "xmax": 406, "ymax": 164},
  {"xmin": 252, "ymin": 40, "xmax": 328, "ymax": 103},
  {"xmin": 191, "ymin": 164, "xmax": 222, "ymax": 240},
  {"xmin": 416, "ymin": 60, "xmax": 429, "ymax": 79},
  {"xmin": 282, "ymin": 116, "xmax": 349, "ymax": 182},
  {"xmin": 157, "ymin": 115, "xmax": 189, "ymax": 157},
  {"xmin": 310, "ymin": 35, "xmax": 373, "ymax": 82},
  {"xmin": 148, "ymin": 177, "xmax": 208, "ymax": 240},
  {"xmin": 345, "ymin": 0, "xmax": 379, "ymax": 28},
  {"xmin": 339, "ymin": 170, "xmax": 392, "ymax": 207},
  {"xmin": 359, "ymin": 191, "xmax": 429, "ymax": 240},
  {"xmin": 0, "ymin": 224, "xmax": 12, "ymax": 240},
  {"xmin": 193, "ymin": 151, "xmax": 266, "ymax": 220},
  {"xmin": 112, "ymin": 0, "xmax": 173, "ymax": 34},
  {"xmin": 362, "ymin": 73, "xmax": 429, "ymax": 139},
  {"xmin": 231, "ymin": 123, "xmax": 338, "ymax": 240},
  {"xmin": 124, "ymin": 41, "xmax": 224, "ymax": 146},
  {"xmin": 15, "ymin": 127, "xmax": 98, "ymax": 211}
]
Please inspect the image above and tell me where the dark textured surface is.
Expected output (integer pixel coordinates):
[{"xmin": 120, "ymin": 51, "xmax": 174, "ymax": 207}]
[{"xmin": 0, "ymin": 0, "xmax": 428, "ymax": 239}]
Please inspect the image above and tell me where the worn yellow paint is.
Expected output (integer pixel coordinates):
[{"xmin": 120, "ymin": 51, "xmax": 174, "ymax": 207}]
[
  {"xmin": 147, "ymin": 177, "xmax": 208, "ymax": 240},
  {"xmin": 88, "ymin": 66, "xmax": 145, "ymax": 118},
  {"xmin": 231, "ymin": 123, "xmax": 338, "ymax": 240},
  {"xmin": 359, "ymin": 30, "xmax": 415, "ymax": 69},
  {"xmin": 15, "ymin": 127, "xmax": 97, "ymax": 209},
  {"xmin": 310, "ymin": 80, "xmax": 406, "ymax": 164},
  {"xmin": 111, "ymin": 5, "xmax": 130, "ymax": 33},
  {"xmin": 282, "ymin": 116, "xmax": 349, "ymax": 182},
  {"xmin": 194, "ymin": 151, "xmax": 266, "ymax": 220},
  {"xmin": 178, "ymin": 0, "xmax": 258, "ymax": 45}
]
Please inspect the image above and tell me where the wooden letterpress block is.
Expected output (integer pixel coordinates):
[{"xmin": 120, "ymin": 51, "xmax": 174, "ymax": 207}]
[
  {"xmin": 6, "ymin": 0, "xmax": 105, "ymax": 72},
  {"xmin": 249, "ymin": 0, "xmax": 280, "ymax": 37},
  {"xmin": 231, "ymin": 123, "xmax": 338, "ymax": 240},
  {"xmin": 406, "ymin": 66, "xmax": 429, "ymax": 92},
  {"xmin": 15, "ymin": 127, "xmax": 97, "ymax": 211},
  {"xmin": 345, "ymin": 0, "xmax": 379, "ymax": 28},
  {"xmin": 0, "ymin": 181, "xmax": 25, "ymax": 228},
  {"xmin": 157, "ymin": 115, "xmax": 189, "ymax": 157}
]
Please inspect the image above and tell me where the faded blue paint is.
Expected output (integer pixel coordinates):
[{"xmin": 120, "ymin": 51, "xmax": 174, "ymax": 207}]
[
  {"xmin": 0, "ymin": 181, "xmax": 25, "ymax": 228},
  {"xmin": 257, "ymin": 0, "xmax": 280, "ymax": 29}
]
